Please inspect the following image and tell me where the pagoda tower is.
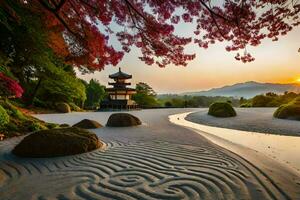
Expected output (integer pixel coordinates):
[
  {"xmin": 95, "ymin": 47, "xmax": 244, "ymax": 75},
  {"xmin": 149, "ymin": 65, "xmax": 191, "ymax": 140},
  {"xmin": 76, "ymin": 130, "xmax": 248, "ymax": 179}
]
[{"xmin": 101, "ymin": 68, "xmax": 138, "ymax": 110}]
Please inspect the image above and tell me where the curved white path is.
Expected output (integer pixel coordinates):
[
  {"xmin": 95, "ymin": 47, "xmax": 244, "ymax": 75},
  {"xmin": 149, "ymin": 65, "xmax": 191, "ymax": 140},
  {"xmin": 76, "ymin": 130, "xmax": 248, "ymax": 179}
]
[{"xmin": 170, "ymin": 112, "xmax": 300, "ymax": 174}]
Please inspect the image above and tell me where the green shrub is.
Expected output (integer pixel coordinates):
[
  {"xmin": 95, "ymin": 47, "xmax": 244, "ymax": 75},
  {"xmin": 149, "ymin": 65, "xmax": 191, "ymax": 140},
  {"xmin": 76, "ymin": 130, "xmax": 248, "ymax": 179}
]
[
  {"xmin": 12, "ymin": 127, "xmax": 103, "ymax": 157},
  {"xmin": 9, "ymin": 107, "xmax": 26, "ymax": 120},
  {"xmin": 60, "ymin": 123, "xmax": 70, "ymax": 128},
  {"xmin": 27, "ymin": 121, "xmax": 47, "ymax": 132},
  {"xmin": 5, "ymin": 122, "xmax": 18, "ymax": 131},
  {"xmin": 164, "ymin": 101, "xmax": 173, "ymax": 107},
  {"xmin": 69, "ymin": 102, "xmax": 82, "ymax": 112},
  {"xmin": 266, "ymin": 99, "xmax": 281, "ymax": 107},
  {"xmin": 274, "ymin": 98, "xmax": 300, "ymax": 120},
  {"xmin": 46, "ymin": 123, "xmax": 59, "ymax": 129},
  {"xmin": 252, "ymin": 95, "xmax": 274, "ymax": 107},
  {"xmin": 240, "ymin": 103, "xmax": 252, "ymax": 107},
  {"xmin": 208, "ymin": 102, "xmax": 237, "ymax": 117},
  {"xmin": 33, "ymin": 98, "xmax": 48, "ymax": 108},
  {"xmin": 1, "ymin": 100, "xmax": 25, "ymax": 120},
  {"xmin": 0, "ymin": 105, "xmax": 9, "ymax": 127}
]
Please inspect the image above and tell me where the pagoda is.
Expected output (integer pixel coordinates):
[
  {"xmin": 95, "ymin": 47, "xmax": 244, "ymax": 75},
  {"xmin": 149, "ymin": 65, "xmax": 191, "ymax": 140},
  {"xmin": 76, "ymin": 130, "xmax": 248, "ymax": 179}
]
[{"xmin": 100, "ymin": 68, "xmax": 138, "ymax": 110}]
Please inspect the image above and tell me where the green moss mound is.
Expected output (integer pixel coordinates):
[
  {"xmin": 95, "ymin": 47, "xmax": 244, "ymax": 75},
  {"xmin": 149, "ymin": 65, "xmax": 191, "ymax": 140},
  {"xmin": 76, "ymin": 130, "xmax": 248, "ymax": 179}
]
[
  {"xmin": 73, "ymin": 119, "xmax": 102, "ymax": 129},
  {"xmin": 0, "ymin": 100, "xmax": 57, "ymax": 139},
  {"xmin": 274, "ymin": 98, "xmax": 300, "ymax": 120},
  {"xmin": 69, "ymin": 102, "xmax": 82, "ymax": 112},
  {"xmin": 60, "ymin": 123, "xmax": 70, "ymax": 128},
  {"xmin": 12, "ymin": 127, "xmax": 102, "ymax": 157},
  {"xmin": 56, "ymin": 102, "xmax": 71, "ymax": 113},
  {"xmin": 208, "ymin": 102, "xmax": 237, "ymax": 118},
  {"xmin": 0, "ymin": 105, "xmax": 9, "ymax": 127},
  {"xmin": 106, "ymin": 113, "xmax": 142, "ymax": 127}
]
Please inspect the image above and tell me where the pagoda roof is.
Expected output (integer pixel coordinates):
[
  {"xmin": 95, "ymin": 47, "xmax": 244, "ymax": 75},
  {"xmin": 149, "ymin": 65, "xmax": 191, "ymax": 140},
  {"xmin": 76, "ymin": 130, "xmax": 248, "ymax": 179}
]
[
  {"xmin": 109, "ymin": 67, "xmax": 132, "ymax": 79},
  {"xmin": 106, "ymin": 87, "xmax": 136, "ymax": 92}
]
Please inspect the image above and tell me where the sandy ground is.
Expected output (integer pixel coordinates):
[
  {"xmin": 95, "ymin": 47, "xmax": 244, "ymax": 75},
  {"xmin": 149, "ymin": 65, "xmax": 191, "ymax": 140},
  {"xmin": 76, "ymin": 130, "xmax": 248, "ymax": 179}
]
[
  {"xmin": 186, "ymin": 108, "xmax": 300, "ymax": 136},
  {"xmin": 0, "ymin": 109, "xmax": 299, "ymax": 200}
]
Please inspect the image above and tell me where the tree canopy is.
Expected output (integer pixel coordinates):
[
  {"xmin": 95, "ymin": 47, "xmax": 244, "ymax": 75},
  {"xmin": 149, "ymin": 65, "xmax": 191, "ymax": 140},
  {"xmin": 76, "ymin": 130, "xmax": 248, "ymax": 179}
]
[
  {"xmin": 133, "ymin": 82, "xmax": 159, "ymax": 107},
  {"xmin": 1, "ymin": 0, "xmax": 299, "ymax": 71},
  {"xmin": 84, "ymin": 79, "xmax": 106, "ymax": 109}
]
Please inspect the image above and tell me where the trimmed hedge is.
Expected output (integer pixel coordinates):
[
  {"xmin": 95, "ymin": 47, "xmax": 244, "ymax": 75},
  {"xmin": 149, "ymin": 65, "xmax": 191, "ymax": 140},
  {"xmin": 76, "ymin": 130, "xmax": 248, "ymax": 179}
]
[
  {"xmin": 0, "ymin": 105, "xmax": 9, "ymax": 127},
  {"xmin": 208, "ymin": 102, "xmax": 237, "ymax": 118},
  {"xmin": 12, "ymin": 127, "xmax": 102, "ymax": 157},
  {"xmin": 274, "ymin": 98, "xmax": 300, "ymax": 120}
]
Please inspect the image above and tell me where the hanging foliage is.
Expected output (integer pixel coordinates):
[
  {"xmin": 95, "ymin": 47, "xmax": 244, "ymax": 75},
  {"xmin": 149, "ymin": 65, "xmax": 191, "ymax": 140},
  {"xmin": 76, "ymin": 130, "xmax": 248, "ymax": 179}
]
[{"xmin": 0, "ymin": 72, "xmax": 24, "ymax": 98}]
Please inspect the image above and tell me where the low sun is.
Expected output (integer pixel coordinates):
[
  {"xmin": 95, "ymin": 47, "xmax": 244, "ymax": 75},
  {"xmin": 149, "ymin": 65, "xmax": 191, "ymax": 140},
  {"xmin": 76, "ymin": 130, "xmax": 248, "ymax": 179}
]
[{"xmin": 297, "ymin": 78, "xmax": 300, "ymax": 83}]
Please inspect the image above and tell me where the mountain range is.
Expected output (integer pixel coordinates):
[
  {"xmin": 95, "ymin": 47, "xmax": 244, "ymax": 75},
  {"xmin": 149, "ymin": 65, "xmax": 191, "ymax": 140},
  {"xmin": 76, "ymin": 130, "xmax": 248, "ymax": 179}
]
[{"xmin": 182, "ymin": 81, "xmax": 300, "ymax": 98}]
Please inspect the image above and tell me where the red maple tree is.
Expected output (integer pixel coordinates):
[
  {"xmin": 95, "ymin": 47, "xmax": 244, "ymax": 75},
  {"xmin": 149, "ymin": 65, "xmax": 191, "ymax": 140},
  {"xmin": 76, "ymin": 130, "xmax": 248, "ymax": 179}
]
[
  {"xmin": 0, "ymin": 73, "xmax": 24, "ymax": 98},
  {"xmin": 4, "ymin": 0, "xmax": 300, "ymax": 69}
]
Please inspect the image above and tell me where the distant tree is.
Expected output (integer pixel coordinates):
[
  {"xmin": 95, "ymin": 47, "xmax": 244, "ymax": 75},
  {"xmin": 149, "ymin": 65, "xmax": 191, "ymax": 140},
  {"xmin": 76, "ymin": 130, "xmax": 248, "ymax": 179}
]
[
  {"xmin": 84, "ymin": 79, "xmax": 106, "ymax": 109},
  {"xmin": 133, "ymin": 82, "xmax": 159, "ymax": 108},
  {"xmin": 252, "ymin": 95, "xmax": 275, "ymax": 107},
  {"xmin": 169, "ymin": 98, "xmax": 184, "ymax": 107},
  {"xmin": 266, "ymin": 92, "xmax": 278, "ymax": 97},
  {"xmin": 239, "ymin": 97, "xmax": 246, "ymax": 104},
  {"xmin": 251, "ymin": 92, "xmax": 300, "ymax": 107},
  {"xmin": 164, "ymin": 101, "xmax": 173, "ymax": 107},
  {"xmin": 135, "ymin": 82, "xmax": 157, "ymax": 96}
]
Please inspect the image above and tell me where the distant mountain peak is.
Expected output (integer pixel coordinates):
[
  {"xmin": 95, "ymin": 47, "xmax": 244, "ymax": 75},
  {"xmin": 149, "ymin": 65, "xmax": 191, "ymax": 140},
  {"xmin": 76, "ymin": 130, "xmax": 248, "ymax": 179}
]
[{"xmin": 182, "ymin": 81, "xmax": 300, "ymax": 98}]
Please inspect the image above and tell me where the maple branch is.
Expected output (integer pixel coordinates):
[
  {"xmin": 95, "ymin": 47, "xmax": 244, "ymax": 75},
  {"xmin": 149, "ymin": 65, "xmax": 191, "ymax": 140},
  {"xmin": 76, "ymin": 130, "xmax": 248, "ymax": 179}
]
[
  {"xmin": 38, "ymin": 0, "xmax": 77, "ymax": 37},
  {"xmin": 123, "ymin": 0, "xmax": 149, "ymax": 23},
  {"xmin": 199, "ymin": 0, "xmax": 230, "ymax": 22}
]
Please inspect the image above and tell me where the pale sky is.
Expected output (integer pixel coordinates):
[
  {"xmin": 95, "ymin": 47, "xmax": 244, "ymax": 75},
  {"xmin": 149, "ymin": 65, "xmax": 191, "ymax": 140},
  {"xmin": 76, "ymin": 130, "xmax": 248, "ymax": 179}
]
[{"xmin": 77, "ymin": 23, "xmax": 300, "ymax": 94}]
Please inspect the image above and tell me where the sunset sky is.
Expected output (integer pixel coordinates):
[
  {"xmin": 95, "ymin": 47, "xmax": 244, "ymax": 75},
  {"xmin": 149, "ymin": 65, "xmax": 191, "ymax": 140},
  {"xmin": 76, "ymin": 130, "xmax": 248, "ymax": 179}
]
[{"xmin": 78, "ymin": 23, "xmax": 300, "ymax": 94}]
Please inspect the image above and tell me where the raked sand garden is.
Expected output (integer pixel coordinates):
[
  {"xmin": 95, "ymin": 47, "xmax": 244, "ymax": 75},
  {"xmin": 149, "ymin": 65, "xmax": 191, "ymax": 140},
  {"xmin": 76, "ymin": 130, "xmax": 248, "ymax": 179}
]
[{"xmin": 0, "ymin": 108, "xmax": 300, "ymax": 200}]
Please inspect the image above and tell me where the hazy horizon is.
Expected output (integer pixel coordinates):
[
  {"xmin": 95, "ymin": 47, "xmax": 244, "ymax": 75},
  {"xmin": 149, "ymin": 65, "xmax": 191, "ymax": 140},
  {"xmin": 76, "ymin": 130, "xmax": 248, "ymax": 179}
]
[{"xmin": 77, "ymin": 24, "xmax": 300, "ymax": 94}]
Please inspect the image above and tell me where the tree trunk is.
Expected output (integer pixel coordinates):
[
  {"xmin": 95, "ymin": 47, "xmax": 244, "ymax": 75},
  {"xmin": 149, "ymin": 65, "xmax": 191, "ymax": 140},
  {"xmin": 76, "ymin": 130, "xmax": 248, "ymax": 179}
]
[{"xmin": 27, "ymin": 78, "xmax": 42, "ymax": 106}]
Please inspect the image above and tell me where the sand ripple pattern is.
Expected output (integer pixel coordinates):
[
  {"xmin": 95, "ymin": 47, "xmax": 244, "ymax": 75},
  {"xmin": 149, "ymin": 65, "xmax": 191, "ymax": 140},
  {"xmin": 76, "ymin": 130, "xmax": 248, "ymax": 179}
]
[{"xmin": 0, "ymin": 140, "xmax": 291, "ymax": 200}]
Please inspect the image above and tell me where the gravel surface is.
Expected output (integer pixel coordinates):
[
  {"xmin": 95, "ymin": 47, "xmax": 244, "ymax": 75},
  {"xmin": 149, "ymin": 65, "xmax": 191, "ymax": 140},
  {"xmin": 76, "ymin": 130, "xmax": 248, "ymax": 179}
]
[{"xmin": 186, "ymin": 108, "xmax": 300, "ymax": 136}]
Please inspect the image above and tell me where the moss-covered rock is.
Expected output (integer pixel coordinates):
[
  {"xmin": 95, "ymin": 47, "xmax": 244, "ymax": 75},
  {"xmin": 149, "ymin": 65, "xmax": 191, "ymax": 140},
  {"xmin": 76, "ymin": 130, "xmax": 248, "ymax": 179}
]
[
  {"xmin": 0, "ymin": 100, "xmax": 59, "ymax": 140},
  {"xmin": 208, "ymin": 102, "xmax": 237, "ymax": 117},
  {"xmin": 56, "ymin": 102, "xmax": 71, "ymax": 113},
  {"xmin": 274, "ymin": 98, "xmax": 300, "ymax": 120},
  {"xmin": 0, "ymin": 105, "xmax": 9, "ymax": 127},
  {"xmin": 12, "ymin": 127, "xmax": 102, "ymax": 157},
  {"xmin": 106, "ymin": 113, "xmax": 142, "ymax": 127},
  {"xmin": 73, "ymin": 119, "xmax": 102, "ymax": 129},
  {"xmin": 69, "ymin": 102, "xmax": 82, "ymax": 112},
  {"xmin": 60, "ymin": 123, "xmax": 70, "ymax": 128}
]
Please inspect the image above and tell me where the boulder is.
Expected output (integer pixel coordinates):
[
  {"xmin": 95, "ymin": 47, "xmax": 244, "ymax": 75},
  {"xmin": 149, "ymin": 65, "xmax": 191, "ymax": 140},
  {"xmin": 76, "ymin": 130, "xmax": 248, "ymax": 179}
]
[
  {"xmin": 106, "ymin": 113, "xmax": 142, "ymax": 127},
  {"xmin": 12, "ymin": 127, "xmax": 102, "ymax": 157},
  {"xmin": 56, "ymin": 103, "xmax": 71, "ymax": 113},
  {"xmin": 274, "ymin": 98, "xmax": 300, "ymax": 120},
  {"xmin": 208, "ymin": 102, "xmax": 237, "ymax": 118},
  {"xmin": 73, "ymin": 119, "xmax": 102, "ymax": 129}
]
